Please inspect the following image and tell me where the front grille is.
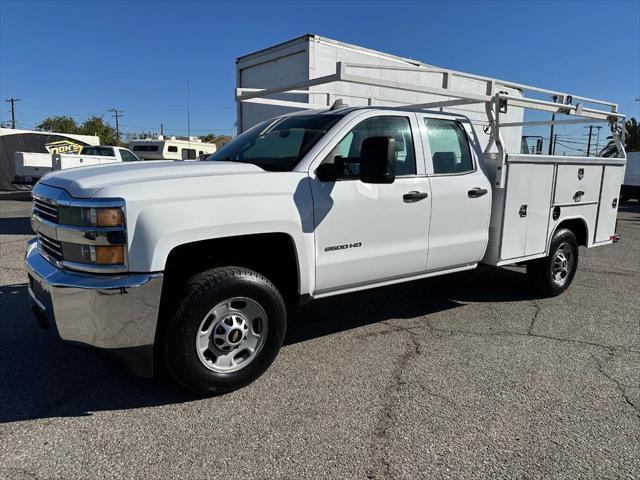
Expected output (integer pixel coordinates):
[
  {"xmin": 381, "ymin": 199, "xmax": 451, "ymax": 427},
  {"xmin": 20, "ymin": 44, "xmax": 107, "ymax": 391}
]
[
  {"xmin": 38, "ymin": 233, "xmax": 63, "ymax": 262},
  {"xmin": 33, "ymin": 197, "xmax": 58, "ymax": 223}
]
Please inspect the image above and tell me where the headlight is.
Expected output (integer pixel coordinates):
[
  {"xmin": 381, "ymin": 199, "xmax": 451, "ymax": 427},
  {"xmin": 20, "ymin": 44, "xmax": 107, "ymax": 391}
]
[
  {"xmin": 31, "ymin": 186, "xmax": 128, "ymax": 273},
  {"xmin": 58, "ymin": 206, "xmax": 125, "ymax": 228}
]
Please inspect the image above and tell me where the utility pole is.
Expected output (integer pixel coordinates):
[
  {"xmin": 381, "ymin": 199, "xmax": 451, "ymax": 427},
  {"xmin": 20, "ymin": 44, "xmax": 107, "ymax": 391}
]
[
  {"xmin": 548, "ymin": 95, "xmax": 557, "ymax": 155},
  {"xmin": 187, "ymin": 80, "xmax": 191, "ymax": 143},
  {"xmin": 594, "ymin": 126, "xmax": 602, "ymax": 157},
  {"xmin": 585, "ymin": 125, "xmax": 594, "ymax": 157},
  {"xmin": 160, "ymin": 123, "xmax": 164, "ymax": 136},
  {"xmin": 5, "ymin": 97, "xmax": 21, "ymax": 129},
  {"xmin": 108, "ymin": 108, "xmax": 123, "ymax": 143},
  {"xmin": 552, "ymin": 134, "xmax": 558, "ymax": 155}
]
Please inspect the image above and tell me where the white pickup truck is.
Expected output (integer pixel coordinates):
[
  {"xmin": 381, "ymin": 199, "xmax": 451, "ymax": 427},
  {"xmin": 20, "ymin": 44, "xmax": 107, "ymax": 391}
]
[
  {"xmin": 25, "ymin": 65, "xmax": 627, "ymax": 394},
  {"xmin": 14, "ymin": 145, "xmax": 140, "ymax": 184}
]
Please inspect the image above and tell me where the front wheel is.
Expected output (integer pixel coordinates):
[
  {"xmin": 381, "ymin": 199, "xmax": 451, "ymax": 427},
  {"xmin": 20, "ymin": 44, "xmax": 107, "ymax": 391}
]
[
  {"xmin": 162, "ymin": 266, "xmax": 287, "ymax": 395},
  {"xmin": 526, "ymin": 228, "xmax": 579, "ymax": 297}
]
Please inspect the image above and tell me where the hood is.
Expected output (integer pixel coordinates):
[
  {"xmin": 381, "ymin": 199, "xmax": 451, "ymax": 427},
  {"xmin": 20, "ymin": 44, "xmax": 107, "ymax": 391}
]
[{"xmin": 40, "ymin": 161, "xmax": 265, "ymax": 198}]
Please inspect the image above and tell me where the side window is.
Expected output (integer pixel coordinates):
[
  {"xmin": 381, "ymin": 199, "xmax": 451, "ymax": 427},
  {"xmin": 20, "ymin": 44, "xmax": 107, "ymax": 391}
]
[
  {"xmin": 327, "ymin": 116, "xmax": 416, "ymax": 177},
  {"xmin": 119, "ymin": 149, "xmax": 139, "ymax": 162},
  {"xmin": 168, "ymin": 146, "xmax": 178, "ymax": 153},
  {"xmin": 425, "ymin": 118, "xmax": 474, "ymax": 174}
]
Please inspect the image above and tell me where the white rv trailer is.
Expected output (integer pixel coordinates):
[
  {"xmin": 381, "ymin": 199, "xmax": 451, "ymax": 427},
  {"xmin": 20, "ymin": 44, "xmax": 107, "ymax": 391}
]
[
  {"xmin": 128, "ymin": 136, "xmax": 217, "ymax": 161},
  {"xmin": 236, "ymin": 35, "xmax": 626, "ymax": 265}
]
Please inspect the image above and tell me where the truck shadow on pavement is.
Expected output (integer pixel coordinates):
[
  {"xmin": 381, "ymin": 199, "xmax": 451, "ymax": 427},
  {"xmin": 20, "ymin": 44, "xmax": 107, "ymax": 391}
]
[
  {"xmin": 285, "ymin": 265, "xmax": 532, "ymax": 345},
  {"xmin": 0, "ymin": 216, "xmax": 33, "ymax": 235},
  {"xmin": 0, "ymin": 266, "xmax": 533, "ymax": 424}
]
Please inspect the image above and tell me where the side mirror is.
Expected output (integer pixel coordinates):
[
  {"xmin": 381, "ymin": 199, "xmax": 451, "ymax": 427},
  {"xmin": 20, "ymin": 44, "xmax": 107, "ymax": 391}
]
[
  {"xmin": 359, "ymin": 136, "xmax": 395, "ymax": 184},
  {"xmin": 316, "ymin": 160, "xmax": 343, "ymax": 182}
]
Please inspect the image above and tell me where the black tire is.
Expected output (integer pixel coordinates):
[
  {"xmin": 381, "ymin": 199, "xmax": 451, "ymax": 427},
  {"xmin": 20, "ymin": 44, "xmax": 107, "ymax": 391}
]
[
  {"xmin": 526, "ymin": 228, "xmax": 579, "ymax": 297},
  {"xmin": 162, "ymin": 266, "xmax": 286, "ymax": 395}
]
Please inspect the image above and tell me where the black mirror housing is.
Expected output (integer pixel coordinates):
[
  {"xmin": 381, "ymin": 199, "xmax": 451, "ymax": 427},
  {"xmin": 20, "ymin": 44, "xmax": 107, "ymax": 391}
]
[
  {"xmin": 316, "ymin": 161, "xmax": 342, "ymax": 182},
  {"xmin": 359, "ymin": 136, "xmax": 396, "ymax": 184}
]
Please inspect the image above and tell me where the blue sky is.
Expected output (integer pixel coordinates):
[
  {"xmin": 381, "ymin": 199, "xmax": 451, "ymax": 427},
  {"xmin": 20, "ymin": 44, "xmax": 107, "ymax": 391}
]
[{"xmin": 1, "ymin": 0, "xmax": 639, "ymax": 151}]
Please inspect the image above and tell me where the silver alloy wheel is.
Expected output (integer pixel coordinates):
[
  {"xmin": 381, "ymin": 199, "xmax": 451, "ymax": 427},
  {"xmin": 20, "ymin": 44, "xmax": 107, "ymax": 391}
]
[
  {"xmin": 195, "ymin": 297, "xmax": 268, "ymax": 373},
  {"xmin": 551, "ymin": 242, "xmax": 573, "ymax": 286}
]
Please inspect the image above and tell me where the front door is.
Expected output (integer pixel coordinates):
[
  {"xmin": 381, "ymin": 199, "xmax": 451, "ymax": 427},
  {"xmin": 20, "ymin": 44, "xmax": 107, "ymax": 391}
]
[{"xmin": 311, "ymin": 112, "xmax": 431, "ymax": 294}]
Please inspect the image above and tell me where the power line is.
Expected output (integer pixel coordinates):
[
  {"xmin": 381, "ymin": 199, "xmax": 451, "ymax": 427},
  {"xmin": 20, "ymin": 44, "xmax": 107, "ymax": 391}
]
[{"xmin": 5, "ymin": 97, "xmax": 21, "ymax": 129}]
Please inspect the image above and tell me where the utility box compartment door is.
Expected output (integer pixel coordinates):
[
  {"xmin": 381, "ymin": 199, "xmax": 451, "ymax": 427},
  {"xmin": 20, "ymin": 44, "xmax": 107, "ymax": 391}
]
[
  {"xmin": 595, "ymin": 165, "xmax": 625, "ymax": 242},
  {"xmin": 501, "ymin": 163, "xmax": 554, "ymax": 260},
  {"xmin": 554, "ymin": 165, "xmax": 602, "ymax": 204}
]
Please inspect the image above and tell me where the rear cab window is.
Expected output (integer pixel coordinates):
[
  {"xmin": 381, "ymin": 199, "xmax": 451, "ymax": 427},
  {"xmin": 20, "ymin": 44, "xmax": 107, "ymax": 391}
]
[
  {"xmin": 424, "ymin": 118, "xmax": 474, "ymax": 175},
  {"xmin": 81, "ymin": 146, "xmax": 115, "ymax": 157}
]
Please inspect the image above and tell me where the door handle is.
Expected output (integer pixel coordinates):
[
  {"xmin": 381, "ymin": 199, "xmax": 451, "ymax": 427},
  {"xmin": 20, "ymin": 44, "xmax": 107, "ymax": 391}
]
[
  {"xmin": 468, "ymin": 187, "xmax": 488, "ymax": 198},
  {"xmin": 403, "ymin": 191, "xmax": 429, "ymax": 202}
]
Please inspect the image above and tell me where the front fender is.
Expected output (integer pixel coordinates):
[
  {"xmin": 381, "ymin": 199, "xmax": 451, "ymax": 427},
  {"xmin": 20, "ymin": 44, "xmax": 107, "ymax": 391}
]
[{"xmin": 120, "ymin": 174, "xmax": 316, "ymax": 295}]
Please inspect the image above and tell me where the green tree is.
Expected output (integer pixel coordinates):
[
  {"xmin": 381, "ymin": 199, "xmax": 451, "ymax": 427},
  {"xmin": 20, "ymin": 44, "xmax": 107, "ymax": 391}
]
[
  {"xmin": 199, "ymin": 133, "xmax": 216, "ymax": 143},
  {"xmin": 79, "ymin": 115, "xmax": 120, "ymax": 145},
  {"xmin": 36, "ymin": 115, "xmax": 79, "ymax": 134},
  {"xmin": 600, "ymin": 117, "xmax": 640, "ymax": 156}
]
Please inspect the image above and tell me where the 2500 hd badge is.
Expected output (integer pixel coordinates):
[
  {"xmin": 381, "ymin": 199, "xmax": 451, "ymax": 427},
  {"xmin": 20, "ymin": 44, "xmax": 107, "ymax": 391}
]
[{"xmin": 324, "ymin": 242, "xmax": 363, "ymax": 252}]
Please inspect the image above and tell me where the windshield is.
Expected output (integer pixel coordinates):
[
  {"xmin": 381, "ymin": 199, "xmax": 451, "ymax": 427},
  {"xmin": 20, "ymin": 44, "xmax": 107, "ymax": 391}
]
[{"xmin": 205, "ymin": 114, "xmax": 345, "ymax": 171}]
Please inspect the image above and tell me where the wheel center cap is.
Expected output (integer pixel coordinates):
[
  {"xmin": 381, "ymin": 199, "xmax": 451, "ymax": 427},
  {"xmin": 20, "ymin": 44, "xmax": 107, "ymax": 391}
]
[{"xmin": 228, "ymin": 328, "xmax": 243, "ymax": 344}]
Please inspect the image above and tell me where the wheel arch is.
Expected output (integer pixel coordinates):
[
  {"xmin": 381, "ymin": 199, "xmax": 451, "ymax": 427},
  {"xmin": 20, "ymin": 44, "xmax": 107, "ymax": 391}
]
[
  {"xmin": 550, "ymin": 216, "xmax": 589, "ymax": 248},
  {"xmin": 161, "ymin": 232, "xmax": 303, "ymax": 306}
]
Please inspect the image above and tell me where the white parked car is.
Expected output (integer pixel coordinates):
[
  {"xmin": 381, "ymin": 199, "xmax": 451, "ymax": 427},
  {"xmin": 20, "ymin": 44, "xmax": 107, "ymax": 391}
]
[
  {"xmin": 25, "ymin": 66, "xmax": 627, "ymax": 395},
  {"xmin": 14, "ymin": 145, "xmax": 140, "ymax": 184}
]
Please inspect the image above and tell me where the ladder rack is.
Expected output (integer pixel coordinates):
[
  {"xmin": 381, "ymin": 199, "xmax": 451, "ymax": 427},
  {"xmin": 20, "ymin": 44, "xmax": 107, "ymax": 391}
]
[{"xmin": 236, "ymin": 61, "xmax": 627, "ymax": 187}]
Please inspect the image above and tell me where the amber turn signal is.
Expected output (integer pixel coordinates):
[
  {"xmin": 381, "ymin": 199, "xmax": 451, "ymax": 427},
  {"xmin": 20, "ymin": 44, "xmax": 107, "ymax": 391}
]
[
  {"xmin": 96, "ymin": 208, "xmax": 124, "ymax": 227},
  {"xmin": 95, "ymin": 245, "xmax": 125, "ymax": 265}
]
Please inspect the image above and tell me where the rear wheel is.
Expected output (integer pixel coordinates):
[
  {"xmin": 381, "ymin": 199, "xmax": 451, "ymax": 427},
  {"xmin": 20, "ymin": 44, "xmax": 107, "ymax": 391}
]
[
  {"xmin": 163, "ymin": 266, "xmax": 286, "ymax": 395},
  {"xmin": 526, "ymin": 228, "xmax": 579, "ymax": 297}
]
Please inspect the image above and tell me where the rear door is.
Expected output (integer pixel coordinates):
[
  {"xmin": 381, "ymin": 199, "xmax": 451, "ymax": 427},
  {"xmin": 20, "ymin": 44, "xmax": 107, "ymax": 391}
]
[
  {"xmin": 310, "ymin": 111, "xmax": 431, "ymax": 293},
  {"xmin": 421, "ymin": 116, "xmax": 492, "ymax": 270}
]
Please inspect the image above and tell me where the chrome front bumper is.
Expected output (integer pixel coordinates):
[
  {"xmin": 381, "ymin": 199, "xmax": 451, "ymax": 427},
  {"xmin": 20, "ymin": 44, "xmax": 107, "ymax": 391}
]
[{"xmin": 25, "ymin": 239, "xmax": 163, "ymax": 376}]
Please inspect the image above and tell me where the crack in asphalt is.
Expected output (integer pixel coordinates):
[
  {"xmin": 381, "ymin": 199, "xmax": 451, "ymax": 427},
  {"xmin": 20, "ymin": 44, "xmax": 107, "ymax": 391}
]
[
  {"xmin": 0, "ymin": 238, "xmax": 30, "ymax": 247},
  {"xmin": 422, "ymin": 320, "xmax": 640, "ymax": 355},
  {"xmin": 590, "ymin": 352, "xmax": 640, "ymax": 419},
  {"xmin": 527, "ymin": 301, "xmax": 542, "ymax": 335},
  {"xmin": 581, "ymin": 266, "xmax": 640, "ymax": 278},
  {"xmin": 367, "ymin": 322, "xmax": 422, "ymax": 480},
  {"xmin": 0, "ymin": 466, "xmax": 40, "ymax": 479},
  {"xmin": 0, "ymin": 265, "xmax": 25, "ymax": 272}
]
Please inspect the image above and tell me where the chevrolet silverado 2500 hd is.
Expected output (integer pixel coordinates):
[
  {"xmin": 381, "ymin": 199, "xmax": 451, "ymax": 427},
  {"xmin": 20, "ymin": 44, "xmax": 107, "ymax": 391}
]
[{"xmin": 25, "ymin": 63, "xmax": 627, "ymax": 394}]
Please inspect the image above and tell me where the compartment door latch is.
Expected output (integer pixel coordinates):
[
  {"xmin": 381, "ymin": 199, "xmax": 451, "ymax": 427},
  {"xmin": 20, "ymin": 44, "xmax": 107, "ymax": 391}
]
[{"xmin": 519, "ymin": 204, "xmax": 528, "ymax": 217}]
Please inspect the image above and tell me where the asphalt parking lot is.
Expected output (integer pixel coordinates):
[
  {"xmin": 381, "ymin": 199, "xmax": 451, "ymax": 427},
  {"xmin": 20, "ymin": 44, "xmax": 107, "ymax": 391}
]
[{"xmin": 0, "ymin": 198, "xmax": 638, "ymax": 479}]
